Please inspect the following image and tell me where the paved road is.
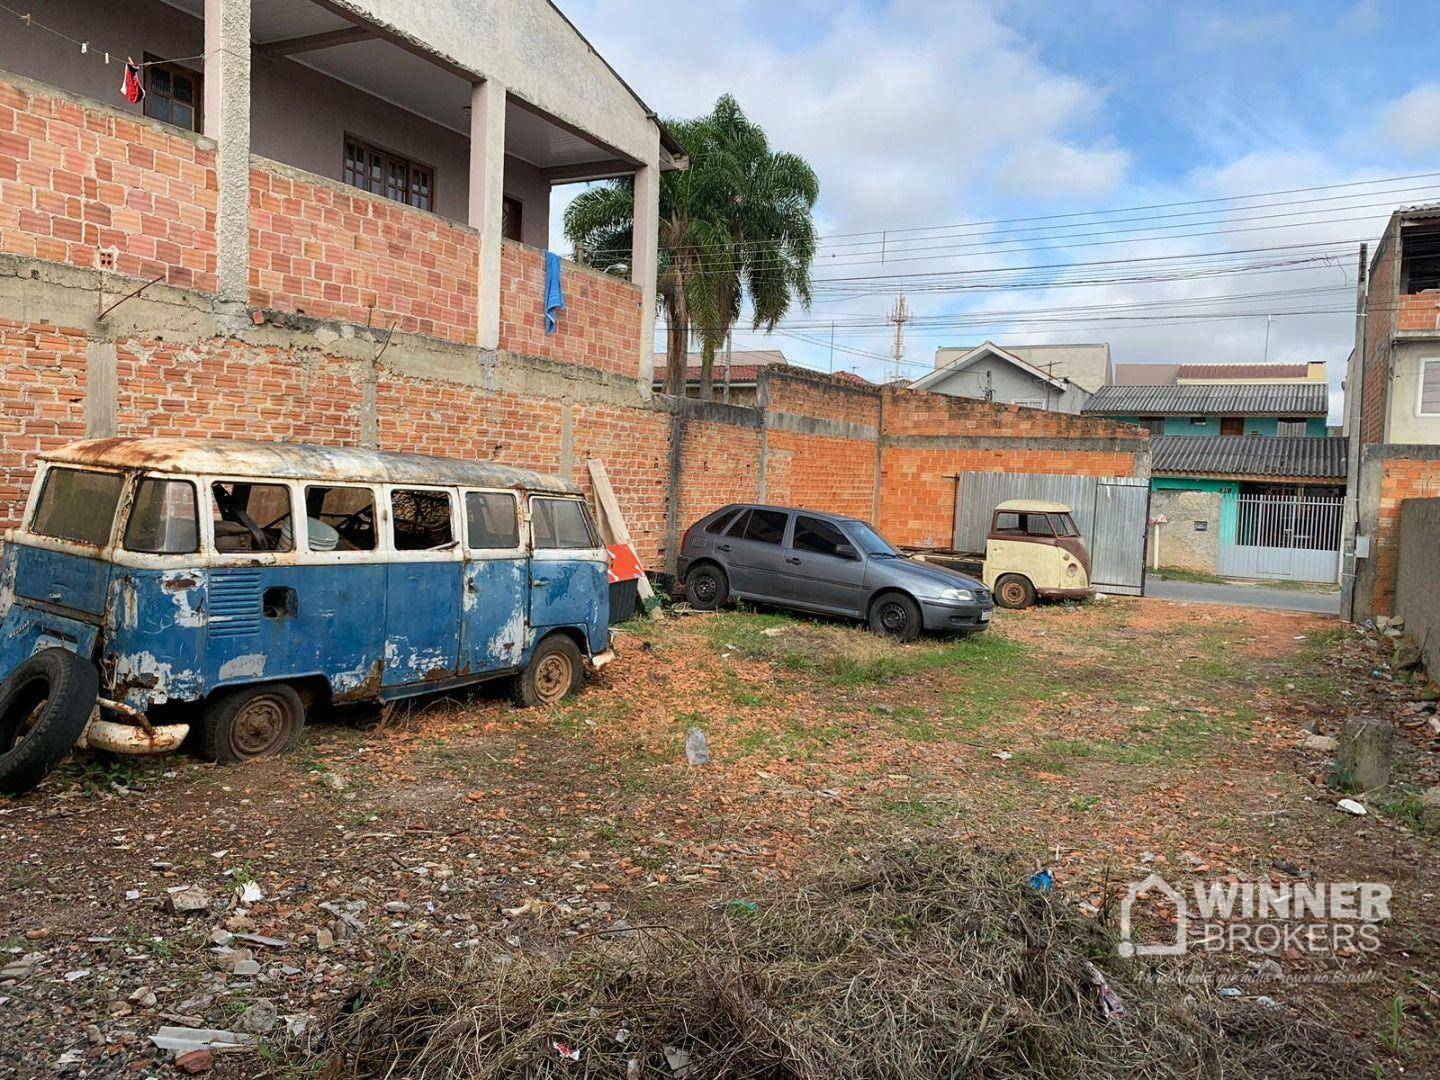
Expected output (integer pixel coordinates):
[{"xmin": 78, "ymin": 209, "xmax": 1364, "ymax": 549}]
[{"xmin": 1143, "ymin": 578, "xmax": 1341, "ymax": 615}]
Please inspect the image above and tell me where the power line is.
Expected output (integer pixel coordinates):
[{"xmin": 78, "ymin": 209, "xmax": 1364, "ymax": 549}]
[{"xmin": 572, "ymin": 173, "xmax": 1440, "ymax": 263}]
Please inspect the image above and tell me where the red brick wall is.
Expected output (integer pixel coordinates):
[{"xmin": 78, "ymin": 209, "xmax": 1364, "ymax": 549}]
[
  {"xmin": 573, "ymin": 403, "xmax": 671, "ymax": 566},
  {"xmin": 1370, "ymin": 458, "xmax": 1440, "ymax": 615},
  {"xmin": 1398, "ymin": 292, "xmax": 1440, "ymax": 332},
  {"xmin": 881, "ymin": 388, "xmax": 1143, "ymax": 440},
  {"xmin": 879, "ymin": 446, "xmax": 1143, "ymax": 549},
  {"xmin": 764, "ymin": 368, "xmax": 880, "ymax": 428},
  {"xmin": 676, "ymin": 418, "xmax": 763, "ymax": 544},
  {"xmin": 0, "ymin": 79, "xmax": 216, "ymax": 292},
  {"xmin": 876, "ymin": 390, "xmax": 1147, "ymax": 548},
  {"xmin": 0, "ymin": 320, "xmax": 87, "ymax": 530},
  {"xmin": 1361, "ymin": 228, "xmax": 1399, "ymax": 445},
  {"xmin": 498, "ymin": 242, "xmax": 643, "ymax": 378},
  {"xmin": 249, "ymin": 160, "xmax": 479, "ymax": 345},
  {"xmin": 766, "ymin": 430, "xmax": 876, "ymax": 521},
  {"xmin": 114, "ymin": 340, "xmax": 366, "ymax": 446}
]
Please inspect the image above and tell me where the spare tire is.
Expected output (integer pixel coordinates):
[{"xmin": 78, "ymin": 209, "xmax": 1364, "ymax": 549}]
[{"xmin": 0, "ymin": 649, "xmax": 100, "ymax": 796}]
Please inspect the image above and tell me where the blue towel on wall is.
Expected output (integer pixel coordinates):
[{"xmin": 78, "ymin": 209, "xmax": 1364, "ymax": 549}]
[{"xmin": 544, "ymin": 250, "xmax": 566, "ymax": 335}]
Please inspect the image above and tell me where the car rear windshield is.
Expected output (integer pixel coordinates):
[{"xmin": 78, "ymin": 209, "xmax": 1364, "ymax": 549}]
[{"xmin": 30, "ymin": 467, "xmax": 124, "ymax": 546}]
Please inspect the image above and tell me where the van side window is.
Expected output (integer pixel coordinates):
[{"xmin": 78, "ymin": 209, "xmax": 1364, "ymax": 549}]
[
  {"xmin": 466, "ymin": 492, "xmax": 519, "ymax": 548},
  {"xmin": 793, "ymin": 515, "xmax": 852, "ymax": 558},
  {"xmin": 532, "ymin": 498, "xmax": 599, "ymax": 549},
  {"xmin": 212, "ymin": 482, "xmax": 293, "ymax": 553},
  {"xmin": 391, "ymin": 489, "xmax": 454, "ymax": 550},
  {"xmin": 994, "ymin": 512, "xmax": 1022, "ymax": 534},
  {"xmin": 305, "ymin": 485, "xmax": 376, "ymax": 551},
  {"xmin": 1026, "ymin": 514, "xmax": 1055, "ymax": 537},
  {"xmin": 734, "ymin": 508, "xmax": 788, "ymax": 545},
  {"xmin": 30, "ymin": 468, "xmax": 124, "ymax": 546},
  {"xmin": 125, "ymin": 479, "xmax": 199, "ymax": 554}
]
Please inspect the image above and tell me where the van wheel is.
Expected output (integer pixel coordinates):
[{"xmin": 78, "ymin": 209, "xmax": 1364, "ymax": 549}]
[
  {"xmin": 685, "ymin": 564, "xmax": 727, "ymax": 611},
  {"xmin": 869, "ymin": 593, "xmax": 922, "ymax": 643},
  {"xmin": 0, "ymin": 649, "xmax": 99, "ymax": 796},
  {"xmin": 512, "ymin": 635, "xmax": 583, "ymax": 707},
  {"xmin": 995, "ymin": 574, "xmax": 1037, "ymax": 610},
  {"xmin": 200, "ymin": 684, "xmax": 305, "ymax": 765}
]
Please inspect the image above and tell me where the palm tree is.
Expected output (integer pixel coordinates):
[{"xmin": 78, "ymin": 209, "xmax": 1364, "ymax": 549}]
[
  {"xmin": 562, "ymin": 115, "xmax": 727, "ymax": 397},
  {"xmin": 690, "ymin": 95, "xmax": 818, "ymax": 401},
  {"xmin": 563, "ymin": 98, "xmax": 817, "ymax": 400}
]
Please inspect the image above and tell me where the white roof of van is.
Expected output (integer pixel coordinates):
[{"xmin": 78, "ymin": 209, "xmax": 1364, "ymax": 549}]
[
  {"xmin": 996, "ymin": 499, "xmax": 1073, "ymax": 513},
  {"xmin": 42, "ymin": 438, "xmax": 580, "ymax": 494}
]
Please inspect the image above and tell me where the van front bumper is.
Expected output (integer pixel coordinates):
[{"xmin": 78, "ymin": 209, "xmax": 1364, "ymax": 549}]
[
  {"xmin": 81, "ymin": 717, "xmax": 190, "ymax": 755},
  {"xmin": 919, "ymin": 598, "xmax": 995, "ymax": 631}
]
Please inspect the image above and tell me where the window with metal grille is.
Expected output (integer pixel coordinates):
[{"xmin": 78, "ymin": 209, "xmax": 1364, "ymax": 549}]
[
  {"xmin": 144, "ymin": 57, "xmax": 202, "ymax": 132},
  {"xmin": 343, "ymin": 136, "xmax": 434, "ymax": 212}
]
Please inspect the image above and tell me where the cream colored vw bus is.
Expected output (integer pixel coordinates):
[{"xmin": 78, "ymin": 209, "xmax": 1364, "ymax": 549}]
[{"xmin": 982, "ymin": 499, "xmax": 1094, "ymax": 609}]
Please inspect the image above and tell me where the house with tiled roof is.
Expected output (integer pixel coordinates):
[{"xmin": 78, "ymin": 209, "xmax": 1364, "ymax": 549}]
[
  {"xmin": 651, "ymin": 350, "xmax": 870, "ymax": 404},
  {"xmin": 1091, "ymin": 360, "xmax": 1345, "ymax": 581},
  {"xmin": 914, "ymin": 342, "xmax": 1111, "ymax": 413}
]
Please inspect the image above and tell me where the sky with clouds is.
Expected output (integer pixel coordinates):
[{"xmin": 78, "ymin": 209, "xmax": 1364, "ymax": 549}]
[{"xmin": 550, "ymin": 0, "xmax": 1440, "ymax": 418}]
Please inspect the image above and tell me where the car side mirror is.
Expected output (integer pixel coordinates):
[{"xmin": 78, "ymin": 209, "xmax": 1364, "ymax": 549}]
[{"xmin": 835, "ymin": 543, "xmax": 858, "ymax": 560}]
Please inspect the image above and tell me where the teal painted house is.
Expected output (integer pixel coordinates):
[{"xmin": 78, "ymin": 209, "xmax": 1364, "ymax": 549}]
[{"xmin": 1082, "ymin": 366, "xmax": 1345, "ymax": 573}]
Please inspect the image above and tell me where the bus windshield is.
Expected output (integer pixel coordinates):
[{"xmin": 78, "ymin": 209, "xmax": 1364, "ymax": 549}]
[{"xmin": 30, "ymin": 468, "xmax": 124, "ymax": 546}]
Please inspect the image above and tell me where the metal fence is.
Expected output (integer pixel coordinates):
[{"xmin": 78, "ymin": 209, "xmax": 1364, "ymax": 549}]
[
  {"xmin": 1217, "ymin": 493, "xmax": 1343, "ymax": 582},
  {"xmin": 953, "ymin": 472, "xmax": 1149, "ymax": 595}
]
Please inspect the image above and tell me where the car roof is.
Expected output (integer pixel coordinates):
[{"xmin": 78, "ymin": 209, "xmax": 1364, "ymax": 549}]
[
  {"xmin": 718, "ymin": 503, "xmax": 862, "ymax": 524},
  {"xmin": 995, "ymin": 499, "xmax": 1073, "ymax": 513},
  {"xmin": 41, "ymin": 438, "xmax": 581, "ymax": 494}
]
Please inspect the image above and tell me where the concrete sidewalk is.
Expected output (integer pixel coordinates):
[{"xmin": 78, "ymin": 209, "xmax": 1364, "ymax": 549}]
[{"xmin": 1143, "ymin": 578, "xmax": 1340, "ymax": 615}]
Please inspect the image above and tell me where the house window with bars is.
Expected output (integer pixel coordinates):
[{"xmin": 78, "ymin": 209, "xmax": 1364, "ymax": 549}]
[
  {"xmin": 144, "ymin": 58, "xmax": 202, "ymax": 132},
  {"xmin": 343, "ymin": 137, "xmax": 434, "ymax": 212}
]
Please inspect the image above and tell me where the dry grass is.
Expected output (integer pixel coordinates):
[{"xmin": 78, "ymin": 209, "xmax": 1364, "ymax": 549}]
[{"xmin": 305, "ymin": 841, "xmax": 1365, "ymax": 1080}]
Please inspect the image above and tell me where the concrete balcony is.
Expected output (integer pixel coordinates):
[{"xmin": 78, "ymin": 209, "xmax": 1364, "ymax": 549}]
[{"xmin": 0, "ymin": 0, "xmax": 677, "ymax": 385}]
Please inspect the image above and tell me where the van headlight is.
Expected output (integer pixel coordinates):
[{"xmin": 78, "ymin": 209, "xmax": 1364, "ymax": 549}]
[{"xmin": 939, "ymin": 587, "xmax": 973, "ymax": 602}]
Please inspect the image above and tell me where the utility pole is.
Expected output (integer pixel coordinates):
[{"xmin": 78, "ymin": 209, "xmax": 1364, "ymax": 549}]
[
  {"xmin": 828, "ymin": 322, "xmax": 835, "ymax": 374},
  {"xmin": 1263, "ymin": 314, "xmax": 1274, "ymax": 363},
  {"xmin": 887, "ymin": 295, "xmax": 910, "ymax": 382}
]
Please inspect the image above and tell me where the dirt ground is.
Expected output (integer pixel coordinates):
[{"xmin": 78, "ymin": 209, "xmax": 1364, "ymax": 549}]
[{"xmin": 1, "ymin": 595, "xmax": 1437, "ymax": 1078}]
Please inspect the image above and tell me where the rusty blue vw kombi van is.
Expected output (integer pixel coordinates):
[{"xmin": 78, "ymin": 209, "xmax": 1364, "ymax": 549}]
[{"xmin": 0, "ymin": 438, "xmax": 614, "ymax": 795}]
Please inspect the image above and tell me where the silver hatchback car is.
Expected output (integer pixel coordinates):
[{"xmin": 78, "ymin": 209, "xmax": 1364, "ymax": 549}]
[{"xmin": 677, "ymin": 504, "xmax": 993, "ymax": 641}]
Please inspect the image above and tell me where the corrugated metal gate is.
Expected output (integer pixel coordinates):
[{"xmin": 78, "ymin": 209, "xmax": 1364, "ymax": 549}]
[
  {"xmin": 1217, "ymin": 493, "xmax": 1343, "ymax": 583},
  {"xmin": 952, "ymin": 473, "xmax": 1149, "ymax": 595}
]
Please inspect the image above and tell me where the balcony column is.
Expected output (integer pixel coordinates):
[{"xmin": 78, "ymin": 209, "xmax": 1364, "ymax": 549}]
[
  {"xmin": 203, "ymin": 0, "xmax": 251, "ymax": 308},
  {"xmin": 631, "ymin": 151, "xmax": 661, "ymax": 395},
  {"xmin": 469, "ymin": 79, "xmax": 506, "ymax": 350}
]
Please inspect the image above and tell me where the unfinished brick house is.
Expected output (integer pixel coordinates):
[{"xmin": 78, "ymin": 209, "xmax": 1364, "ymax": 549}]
[
  {"xmin": 0, "ymin": 0, "xmax": 1149, "ymax": 576},
  {"xmin": 1341, "ymin": 203, "xmax": 1440, "ymax": 619}
]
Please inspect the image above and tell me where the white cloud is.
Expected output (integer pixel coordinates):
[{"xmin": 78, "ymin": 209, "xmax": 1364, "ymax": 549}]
[
  {"xmin": 555, "ymin": 0, "xmax": 1127, "ymax": 233},
  {"xmin": 1381, "ymin": 83, "xmax": 1440, "ymax": 159}
]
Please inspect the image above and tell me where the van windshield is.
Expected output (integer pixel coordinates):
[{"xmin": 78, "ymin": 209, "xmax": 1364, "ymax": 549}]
[
  {"xmin": 30, "ymin": 468, "xmax": 124, "ymax": 546},
  {"xmin": 847, "ymin": 521, "xmax": 898, "ymax": 556}
]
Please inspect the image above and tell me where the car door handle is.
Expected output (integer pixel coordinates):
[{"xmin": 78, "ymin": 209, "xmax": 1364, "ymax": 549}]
[
  {"xmin": 785, "ymin": 557, "xmax": 801, "ymax": 565},
  {"xmin": 531, "ymin": 578, "xmax": 550, "ymax": 587},
  {"xmin": 716, "ymin": 544, "xmax": 732, "ymax": 552}
]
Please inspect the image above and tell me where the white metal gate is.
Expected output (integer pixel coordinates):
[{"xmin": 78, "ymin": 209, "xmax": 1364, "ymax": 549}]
[
  {"xmin": 952, "ymin": 473, "xmax": 1149, "ymax": 595},
  {"xmin": 1217, "ymin": 493, "xmax": 1343, "ymax": 583}
]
